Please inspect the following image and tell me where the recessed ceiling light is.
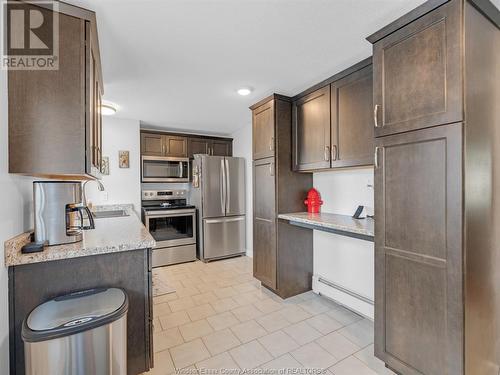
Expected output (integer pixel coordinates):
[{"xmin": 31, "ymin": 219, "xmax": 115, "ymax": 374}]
[
  {"xmin": 237, "ymin": 87, "xmax": 252, "ymax": 96},
  {"xmin": 101, "ymin": 102, "xmax": 118, "ymax": 116}
]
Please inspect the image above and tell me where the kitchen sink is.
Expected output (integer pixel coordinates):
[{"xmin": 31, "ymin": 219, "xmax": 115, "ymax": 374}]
[{"xmin": 92, "ymin": 210, "xmax": 129, "ymax": 219}]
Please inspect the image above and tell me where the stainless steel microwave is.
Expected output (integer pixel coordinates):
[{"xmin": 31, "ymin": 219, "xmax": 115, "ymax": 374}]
[{"xmin": 141, "ymin": 156, "xmax": 190, "ymax": 183}]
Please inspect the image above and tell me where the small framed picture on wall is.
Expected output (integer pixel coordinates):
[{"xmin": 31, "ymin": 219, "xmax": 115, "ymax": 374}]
[
  {"xmin": 101, "ymin": 156, "xmax": 110, "ymax": 175},
  {"xmin": 119, "ymin": 150, "xmax": 130, "ymax": 168}
]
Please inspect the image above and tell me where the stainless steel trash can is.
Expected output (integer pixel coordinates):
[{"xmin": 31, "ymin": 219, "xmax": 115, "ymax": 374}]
[{"xmin": 22, "ymin": 288, "xmax": 128, "ymax": 375}]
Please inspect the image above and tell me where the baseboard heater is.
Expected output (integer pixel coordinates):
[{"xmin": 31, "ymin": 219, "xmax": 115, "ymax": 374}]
[{"xmin": 313, "ymin": 275, "xmax": 374, "ymax": 319}]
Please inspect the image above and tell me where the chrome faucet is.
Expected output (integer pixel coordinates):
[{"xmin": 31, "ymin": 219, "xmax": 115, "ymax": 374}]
[{"xmin": 82, "ymin": 179, "xmax": 105, "ymax": 206}]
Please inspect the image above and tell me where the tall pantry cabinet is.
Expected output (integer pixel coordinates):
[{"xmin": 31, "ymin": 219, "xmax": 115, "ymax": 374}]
[
  {"xmin": 367, "ymin": 0, "xmax": 500, "ymax": 374},
  {"xmin": 251, "ymin": 95, "xmax": 313, "ymax": 298}
]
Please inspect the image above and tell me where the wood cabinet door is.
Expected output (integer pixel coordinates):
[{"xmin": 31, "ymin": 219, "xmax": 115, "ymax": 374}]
[
  {"xmin": 188, "ymin": 137, "xmax": 211, "ymax": 158},
  {"xmin": 374, "ymin": 123, "xmax": 463, "ymax": 375},
  {"xmin": 86, "ymin": 21, "xmax": 97, "ymax": 173},
  {"xmin": 95, "ymin": 80, "xmax": 103, "ymax": 172},
  {"xmin": 253, "ymin": 157, "xmax": 277, "ymax": 289},
  {"xmin": 293, "ymin": 86, "xmax": 331, "ymax": 171},
  {"xmin": 373, "ymin": 0, "xmax": 462, "ymax": 137},
  {"xmin": 331, "ymin": 65, "xmax": 374, "ymax": 168},
  {"xmin": 141, "ymin": 133, "xmax": 164, "ymax": 156},
  {"xmin": 212, "ymin": 140, "xmax": 232, "ymax": 157},
  {"xmin": 252, "ymin": 100, "xmax": 275, "ymax": 160},
  {"xmin": 164, "ymin": 135, "xmax": 188, "ymax": 157}
]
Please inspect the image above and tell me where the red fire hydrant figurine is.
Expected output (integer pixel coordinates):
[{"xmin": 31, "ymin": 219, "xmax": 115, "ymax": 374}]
[{"xmin": 304, "ymin": 188, "xmax": 323, "ymax": 214}]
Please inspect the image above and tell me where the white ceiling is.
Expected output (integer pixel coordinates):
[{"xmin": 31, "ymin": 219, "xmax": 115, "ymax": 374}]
[{"xmin": 67, "ymin": 0, "xmax": 433, "ymax": 135}]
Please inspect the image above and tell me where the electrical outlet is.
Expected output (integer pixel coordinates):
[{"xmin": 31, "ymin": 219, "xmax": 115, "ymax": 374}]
[{"xmin": 102, "ymin": 191, "xmax": 109, "ymax": 202}]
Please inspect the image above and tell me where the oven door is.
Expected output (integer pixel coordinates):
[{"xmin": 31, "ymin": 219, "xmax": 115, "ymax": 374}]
[
  {"xmin": 142, "ymin": 156, "xmax": 190, "ymax": 182},
  {"xmin": 145, "ymin": 209, "xmax": 196, "ymax": 248}
]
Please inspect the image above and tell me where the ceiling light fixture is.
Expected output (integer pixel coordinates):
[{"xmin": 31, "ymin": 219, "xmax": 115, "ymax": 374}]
[
  {"xmin": 101, "ymin": 102, "xmax": 118, "ymax": 116},
  {"xmin": 237, "ymin": 87, "xmax": 253, "ymax": 96}
]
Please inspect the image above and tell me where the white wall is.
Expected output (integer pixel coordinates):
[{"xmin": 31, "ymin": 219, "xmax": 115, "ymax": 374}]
[
  {"xmin": 0, "ymin": 65, "xmax": 35, "ymax": 374},
  {"xmin": 85, "ymin": 117, "xmax": 142, "ymax": 216},
  {"xmin": 312, "ymin": 168, "xmax": 375, "ymax": 318},
  {"xmin": 231, "ymin": 123, "xmax": 253, "ymax": 257}
]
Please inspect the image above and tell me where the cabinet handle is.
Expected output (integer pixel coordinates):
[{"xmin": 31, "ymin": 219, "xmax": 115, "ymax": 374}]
[
  {"xmin": 373, "ymin": 105, "xmax": 380, "ymax": 128},
  {"xmin": 269, "ymin": 137, "xmax": 274, "ymax": 151},
  {"xmin": 162, "ymin": 144, "xmax": 166, "ymax": 155},
  {"xmin": 331, "ymin": 145, "xmax": 338, "ymax": 161},
  {"xmin": 374, "ymin": 146, "xmax": 381, "ymax": 168},
  {"xmin": 324, "ymin": 146, "xmax": 330, "ymax": 162},
  {"xmin": 269, "ymin": 162, "xmax": 274, "ymax": 176}
]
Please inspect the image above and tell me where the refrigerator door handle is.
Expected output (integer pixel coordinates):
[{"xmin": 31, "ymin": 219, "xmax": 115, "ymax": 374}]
[
  {"xmin": 205, "ymin": 216, "xmax": 244, "ymax": 224},
  {"xmin": 225, "ymin": 158, "xmax": 231, "ymax": 214},
  {"xmin": 220, "ymin": 158, "xmax": 226, "ymax": 214}
]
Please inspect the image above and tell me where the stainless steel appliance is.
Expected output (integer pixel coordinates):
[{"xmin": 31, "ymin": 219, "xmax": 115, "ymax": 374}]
[
  {"xmin": 34, "ymin": 181, "xmax": 95, "ymax": 246},
  {"xmin": 141, "ymin": 156, "xmax": 190, "ymax": 183},
  {"xmin": 190, "ymin": 155, "xmax": 246, "ymax": 262},
  {"xmin": 142, "ymin": 189, "xmax": 197, "ymax": 267},
  {"xmin": 22, "ymin": 288, "xmax": 128, "ymax": 375}
]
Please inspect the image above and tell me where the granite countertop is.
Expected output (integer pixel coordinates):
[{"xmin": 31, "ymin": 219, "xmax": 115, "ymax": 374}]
[
  {"xmin": 4, "ymin": 204, "xmax": 156, "ymax": 267},
  {"xmin": 278, "ymin": 212, "xmax": 374, "ymax": 240}
]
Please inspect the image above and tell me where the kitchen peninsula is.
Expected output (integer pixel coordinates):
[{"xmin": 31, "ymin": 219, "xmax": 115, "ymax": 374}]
[{"xmin": 4, "ymin": 205, "xmax": 155, "ymax": 375}]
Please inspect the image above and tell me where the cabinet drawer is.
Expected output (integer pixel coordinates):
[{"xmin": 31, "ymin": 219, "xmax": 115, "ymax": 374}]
[
  {"xmin": 372, "ymin": 0, "xmax": 462, "ymax": 137},
  {"xmin": 203, "ymin": 216, "xmax": 246, "ymax": 259}
]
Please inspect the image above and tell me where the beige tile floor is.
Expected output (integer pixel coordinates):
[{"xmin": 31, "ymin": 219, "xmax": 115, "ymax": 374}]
[{"xmin": 143, "ymin": 256, "xmax": 394, "ymax": 375}]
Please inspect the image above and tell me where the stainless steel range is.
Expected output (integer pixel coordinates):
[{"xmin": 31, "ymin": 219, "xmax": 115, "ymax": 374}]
[{"xmin": 142, "ymin": 189, "xmax": 196, "ymax": 267}]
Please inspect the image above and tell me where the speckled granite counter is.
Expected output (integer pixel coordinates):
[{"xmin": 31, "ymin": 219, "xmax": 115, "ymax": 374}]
[
  {"xmin": 278, "ymin": 212, "xmax": 374, "ymax": 242},
  {"xmin": 4, "ymin": 205, "xmax": 155, "ymax": 267}
]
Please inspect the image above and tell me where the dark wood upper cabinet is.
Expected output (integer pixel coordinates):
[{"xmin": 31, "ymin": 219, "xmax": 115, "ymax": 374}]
[
  {"xmin": 371, "ymin": 0, "xmax": 462, "ymax": 137},
  {"xmin": 331, "ymin": 64, "xmax": 374, "ymax": 168},
  {"xmin": 292, "ymin": 59, "xmax": 374, "ymax": 172},
  {"xmin": 141, "ymin": 132, "xmax": 164, "ymax": 156},
  {"xmin": 140, "ymin": 134, "xmax": 187, "ymax": 157},
  {"xmin": 188, "ymin": 137, "xmax": 211, "ymax": 158},
  {"xmin": 252, "ymin": 100, "xmax": 275, "ymax": 160},
  {"xmin": 292, "ymin": 86, "xmax": 331, "ymax": 171},
  {"xmin": 374, "ymin": 123, "xmax": 463, "ymax": 375},
  {"xmin": 8, "ymin": 3, "xmax": 103, "ymax": 179},
  {"xmin": 87, "ymin": 21, "xmax": 103, "ymax": 176},
  {"xmin": 164, "ymin": 135, "xmax": 187, "ymax": 157},
  {"xmin": 211, "ymin": 139, "xmax": 232, "ymax": 157},
  {"xmin": 142, "ymin": 131, "xmax": 232, "ymax": 158}
]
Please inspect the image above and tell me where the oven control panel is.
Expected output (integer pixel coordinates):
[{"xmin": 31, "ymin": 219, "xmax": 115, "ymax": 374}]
[{"xmin": 142, "ymin": 190, "xmax": 187, "ymax": 200}]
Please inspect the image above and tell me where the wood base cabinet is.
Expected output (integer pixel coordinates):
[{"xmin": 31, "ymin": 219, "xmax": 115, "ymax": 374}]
[
  {"xmin": 250, "ymin": 95, "xmax": 313, "ymax": 298},
  {"xmin": 374, "ymin": 123, "xmax": 463, "ymax": 375},
  {"xmin": 9, "ymin": 250, "xmax": 153, "ymax": 375},
  {"xmin": 369, "ymin": 1, "xmax": 500, "ymax": 374}
]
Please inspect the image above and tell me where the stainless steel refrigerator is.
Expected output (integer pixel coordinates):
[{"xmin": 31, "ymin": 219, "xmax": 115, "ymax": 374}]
[{"xmin": 190, "ymin": 154, "xmax": 246, "ymax": 262}]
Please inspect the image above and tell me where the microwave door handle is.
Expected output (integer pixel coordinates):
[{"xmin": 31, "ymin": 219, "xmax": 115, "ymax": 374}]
[
  {"xmin": 225, "ymin": 158, "xmax": 230, "ymax": 214},
  {"xmin": 179, "ymin": 161, "xmax": 183, "ymax": 178}
]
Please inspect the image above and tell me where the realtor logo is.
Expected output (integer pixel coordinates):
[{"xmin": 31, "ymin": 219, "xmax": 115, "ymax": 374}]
[{"xmin": 1, "ymin": 0, "xmax": 59, "ymax": 70}]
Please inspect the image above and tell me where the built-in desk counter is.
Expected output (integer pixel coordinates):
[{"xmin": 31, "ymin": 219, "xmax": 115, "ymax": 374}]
[{"xmin": 278, "ymin": 212, "xmax": 374, "ymax": 242}]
